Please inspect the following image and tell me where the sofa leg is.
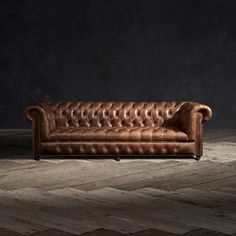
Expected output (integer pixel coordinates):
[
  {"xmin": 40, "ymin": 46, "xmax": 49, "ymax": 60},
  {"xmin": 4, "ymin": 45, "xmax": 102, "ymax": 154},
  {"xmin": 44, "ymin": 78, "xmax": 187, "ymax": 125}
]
[
  {"xmin": 114, "ymin": 156, "xmax": 120, "ymax": 161},
  {"xmin": 34, "ymin": 155, "xmax": 40, "ymax": 161},
  {"xmin": 195, "ymin": 155, "xmax": 201, "ymax": 161}
]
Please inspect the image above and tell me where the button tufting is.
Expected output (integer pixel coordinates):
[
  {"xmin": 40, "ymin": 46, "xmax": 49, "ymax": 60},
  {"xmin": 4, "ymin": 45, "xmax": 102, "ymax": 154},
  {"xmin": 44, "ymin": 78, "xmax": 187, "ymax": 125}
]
[
  {"xmin": 91, "ymin": 146, "xmax": 97, "ymax": 154},
  {"xmin": 138, "ymin": 146, "xmax": 144, "ymax": 154},
  {"xmin": 56, "ymin": 145, "xmax": 61, "ymax": 153},
  {"xmin": 79, "ymin": 145, "xmax": 85, "ymax": 153},
  {"xmin": 50, "ymin": 102, "xmax": 186, "ymax": 129},
  {"xmin": 161, "ymin": 148, "xmax": 167, "ymax": 154},
  {"xmin": 68, "ymin": 146, "xmax": 73, "ymax": 154},
  {"xmin": 149, "ymin": 146, "xmax": 156, "ymax": 154},
  {"xmin": 102, "ymin": 146, "xmax": 108, "ymax": 154},
  {"xmin": 126, "ymin": 146, "xmax": 132, "ymax": 154},
  {"xmin": 114, "ymin": 146, "xmax": 120, "ymax": 154},
  {"xmin": 27, "ymin": 101, "xmax": 212, "ymax": 157}
]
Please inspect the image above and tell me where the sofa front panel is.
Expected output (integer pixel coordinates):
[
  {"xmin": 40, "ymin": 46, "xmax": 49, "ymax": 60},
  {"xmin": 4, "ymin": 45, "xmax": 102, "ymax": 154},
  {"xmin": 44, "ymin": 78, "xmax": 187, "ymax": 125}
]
[
  {"xmin": 40, "ymin": 141, "xmax": 196, "ymax": 155},
  {"xmin": 49, "ymin": 127, "xmax": 189, "ymax": 142},
  {"xmin": 47, "ymin": 102, "xmax": 185, "ymax": 129}
]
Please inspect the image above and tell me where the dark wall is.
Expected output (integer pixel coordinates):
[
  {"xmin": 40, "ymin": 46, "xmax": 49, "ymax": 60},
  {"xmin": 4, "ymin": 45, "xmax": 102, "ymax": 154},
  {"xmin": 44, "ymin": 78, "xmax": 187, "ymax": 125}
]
[{"xmin": 0, "ymin": 0, "xmax": 236, "ymax": 128}]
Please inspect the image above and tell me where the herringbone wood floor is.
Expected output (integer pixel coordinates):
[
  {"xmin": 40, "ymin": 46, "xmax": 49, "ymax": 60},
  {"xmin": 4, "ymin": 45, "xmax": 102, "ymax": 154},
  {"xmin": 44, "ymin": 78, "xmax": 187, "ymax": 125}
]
[{"xmin": 0, "ymin": 129, "xmax": 235, "ymax": 236}]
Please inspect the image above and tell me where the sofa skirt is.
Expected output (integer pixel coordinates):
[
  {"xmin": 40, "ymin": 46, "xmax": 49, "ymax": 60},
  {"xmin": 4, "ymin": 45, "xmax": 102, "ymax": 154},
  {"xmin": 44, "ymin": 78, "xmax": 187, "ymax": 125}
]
[{"xmin": 40, "ymin": 141, "xmax": 196, "ymax": 155}]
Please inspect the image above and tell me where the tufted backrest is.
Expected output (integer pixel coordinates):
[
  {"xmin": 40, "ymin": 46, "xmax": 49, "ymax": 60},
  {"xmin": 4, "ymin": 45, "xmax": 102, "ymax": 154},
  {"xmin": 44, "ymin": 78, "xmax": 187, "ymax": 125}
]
[{"xmin": 46, "ymin": 102, "xmax": 186, "ymax": 128}]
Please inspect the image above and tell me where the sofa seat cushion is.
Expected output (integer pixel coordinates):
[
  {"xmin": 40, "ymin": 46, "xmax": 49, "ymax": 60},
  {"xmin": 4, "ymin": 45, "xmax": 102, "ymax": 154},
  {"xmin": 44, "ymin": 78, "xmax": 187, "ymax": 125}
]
[{"xmin": 49, "ymin": 127, "xmax": 189, "ymax": 142}]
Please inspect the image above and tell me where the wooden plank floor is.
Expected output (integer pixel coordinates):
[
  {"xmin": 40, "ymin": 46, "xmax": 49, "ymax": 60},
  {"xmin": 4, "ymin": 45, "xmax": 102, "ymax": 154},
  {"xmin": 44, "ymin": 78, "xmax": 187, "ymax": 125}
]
[{"xmin": 0, "ymin": 129, "xmax": 235, "ymax": 236}]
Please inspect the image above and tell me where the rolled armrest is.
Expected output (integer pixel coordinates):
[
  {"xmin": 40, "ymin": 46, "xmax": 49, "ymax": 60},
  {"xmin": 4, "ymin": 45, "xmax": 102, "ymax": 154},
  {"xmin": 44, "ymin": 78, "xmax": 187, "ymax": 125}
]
[
  {"xmin": 178, "ymin": 102, "xmax": 212, "ymax": 141},
  {"xmin": 179, "ymin": 102, "xmax": 212, "ymax": 123},
  {"xmin": 25, "ymin": 103, "xmax": 55, "ymax": 136}
]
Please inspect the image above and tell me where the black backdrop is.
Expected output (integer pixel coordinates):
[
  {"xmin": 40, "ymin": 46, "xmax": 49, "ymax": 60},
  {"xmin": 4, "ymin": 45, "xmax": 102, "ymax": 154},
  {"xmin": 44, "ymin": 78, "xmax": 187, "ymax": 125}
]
[{"xmin": 0, "ymin": 0, "xmax": 236, "ymax": 128}]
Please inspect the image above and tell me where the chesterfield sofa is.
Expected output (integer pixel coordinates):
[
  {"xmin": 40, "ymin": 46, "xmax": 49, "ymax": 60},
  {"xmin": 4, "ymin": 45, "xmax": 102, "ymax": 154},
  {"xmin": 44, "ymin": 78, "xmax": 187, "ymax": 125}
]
[{"xmin": 25, "ymin": 101, "xmax": 212, "ymax": 161}]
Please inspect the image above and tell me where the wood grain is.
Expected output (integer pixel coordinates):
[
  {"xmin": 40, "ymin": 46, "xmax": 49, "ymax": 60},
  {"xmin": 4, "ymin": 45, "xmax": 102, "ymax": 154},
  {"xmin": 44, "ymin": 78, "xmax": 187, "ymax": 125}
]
[{"xmin": 0, "ymin": 129, "xmax": 235, "ymax": 235}]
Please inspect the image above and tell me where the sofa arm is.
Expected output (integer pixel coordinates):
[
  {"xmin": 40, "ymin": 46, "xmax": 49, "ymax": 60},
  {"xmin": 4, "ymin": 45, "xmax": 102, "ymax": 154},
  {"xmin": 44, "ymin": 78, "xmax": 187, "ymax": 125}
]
[
  {"xmin": 25, "ymin": 103, "xmax": 55, "ymax": 137},
  {"xmin": 178, "ymin": 102, "xmax": 212, "ymax": 141},
  {"xmin": 179, "ymin": 102, "xmax": 212, "ymax": 123}
]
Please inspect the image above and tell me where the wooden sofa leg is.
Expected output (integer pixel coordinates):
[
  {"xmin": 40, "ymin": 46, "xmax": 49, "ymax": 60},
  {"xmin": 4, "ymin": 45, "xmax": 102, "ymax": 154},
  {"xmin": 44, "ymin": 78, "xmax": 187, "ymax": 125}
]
[
  {"xmin": 34, "ymin": 155, "xmax": 40, "ymax": 161},
  {"xmin": 195, "ymin": 155, "xmax": 201, "ymax": 161},
  {"xmin": 114, "ymin": 156, "xmax": 120, "ymax": 161}
]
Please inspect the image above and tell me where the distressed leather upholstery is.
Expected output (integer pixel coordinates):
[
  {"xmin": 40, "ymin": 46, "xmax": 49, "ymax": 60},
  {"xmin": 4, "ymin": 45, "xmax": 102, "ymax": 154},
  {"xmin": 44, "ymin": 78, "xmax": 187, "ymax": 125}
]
[
  {"xmin": 25, "ymin": 101, "xmax": 212, "ymax": 158},
  {"xmin": 49, "ymin": 127, "xmax": 188, "ymax": 142}
]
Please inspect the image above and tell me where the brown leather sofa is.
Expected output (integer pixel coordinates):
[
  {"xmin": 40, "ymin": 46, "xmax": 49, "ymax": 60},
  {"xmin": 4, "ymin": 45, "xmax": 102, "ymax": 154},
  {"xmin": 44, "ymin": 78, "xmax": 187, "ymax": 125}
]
[{"xmin": 25, "ymin": 102, "xmax": 212, "ymax": 161}]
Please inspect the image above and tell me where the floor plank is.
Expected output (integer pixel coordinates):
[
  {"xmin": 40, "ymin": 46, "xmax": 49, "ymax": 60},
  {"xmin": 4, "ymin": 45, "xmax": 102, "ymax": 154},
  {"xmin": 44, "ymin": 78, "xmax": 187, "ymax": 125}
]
[
  {"xmin": 50, "ymin": 187, "xmax": 195, "ymax": 234},
  {"xmin": 0, "ymin": 129, "xmax": 236, "ymax": 235},
  {"xmin": 84, "ymin": 188, "xmax": 236, "ymax": 234}
]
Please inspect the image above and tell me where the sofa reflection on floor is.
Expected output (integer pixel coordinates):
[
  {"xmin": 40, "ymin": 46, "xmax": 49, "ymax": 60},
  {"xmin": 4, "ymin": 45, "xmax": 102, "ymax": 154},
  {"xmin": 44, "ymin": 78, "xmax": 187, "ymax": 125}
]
[{"xmin": 25, "ymin": 101, "xmax": 212, "ymax": 161}]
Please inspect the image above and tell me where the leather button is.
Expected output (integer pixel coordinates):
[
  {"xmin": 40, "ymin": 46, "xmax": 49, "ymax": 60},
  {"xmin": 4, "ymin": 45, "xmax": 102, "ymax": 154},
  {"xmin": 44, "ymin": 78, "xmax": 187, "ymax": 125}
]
[
  {"xmin": 79, "ymin": 145, "xmax": 85, "ymax": 153},
  {"xmin": 161, "ymin": 148, "xmax": 167, "ymax": 154},
  {"xmin": 149, "ymin": 146, "xmax": 155, "ymax": 154},
  {"xmin": 102, "ymin": 146, "xmax": 108, "ymax": 154},
  {"xmin": 114, "ymin": 146, "xmax": 120, "ymax": 154},
  {"xmin": 68, "ymin": 146, "xmax": 73, "ymax": 154},
  {"xmin": 126, "ymin": 146, "xmax": 132, "ymax": 154},
  {"xmin": 91, "ymin": 146, "xmax": 97, "ymax": 154}
]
